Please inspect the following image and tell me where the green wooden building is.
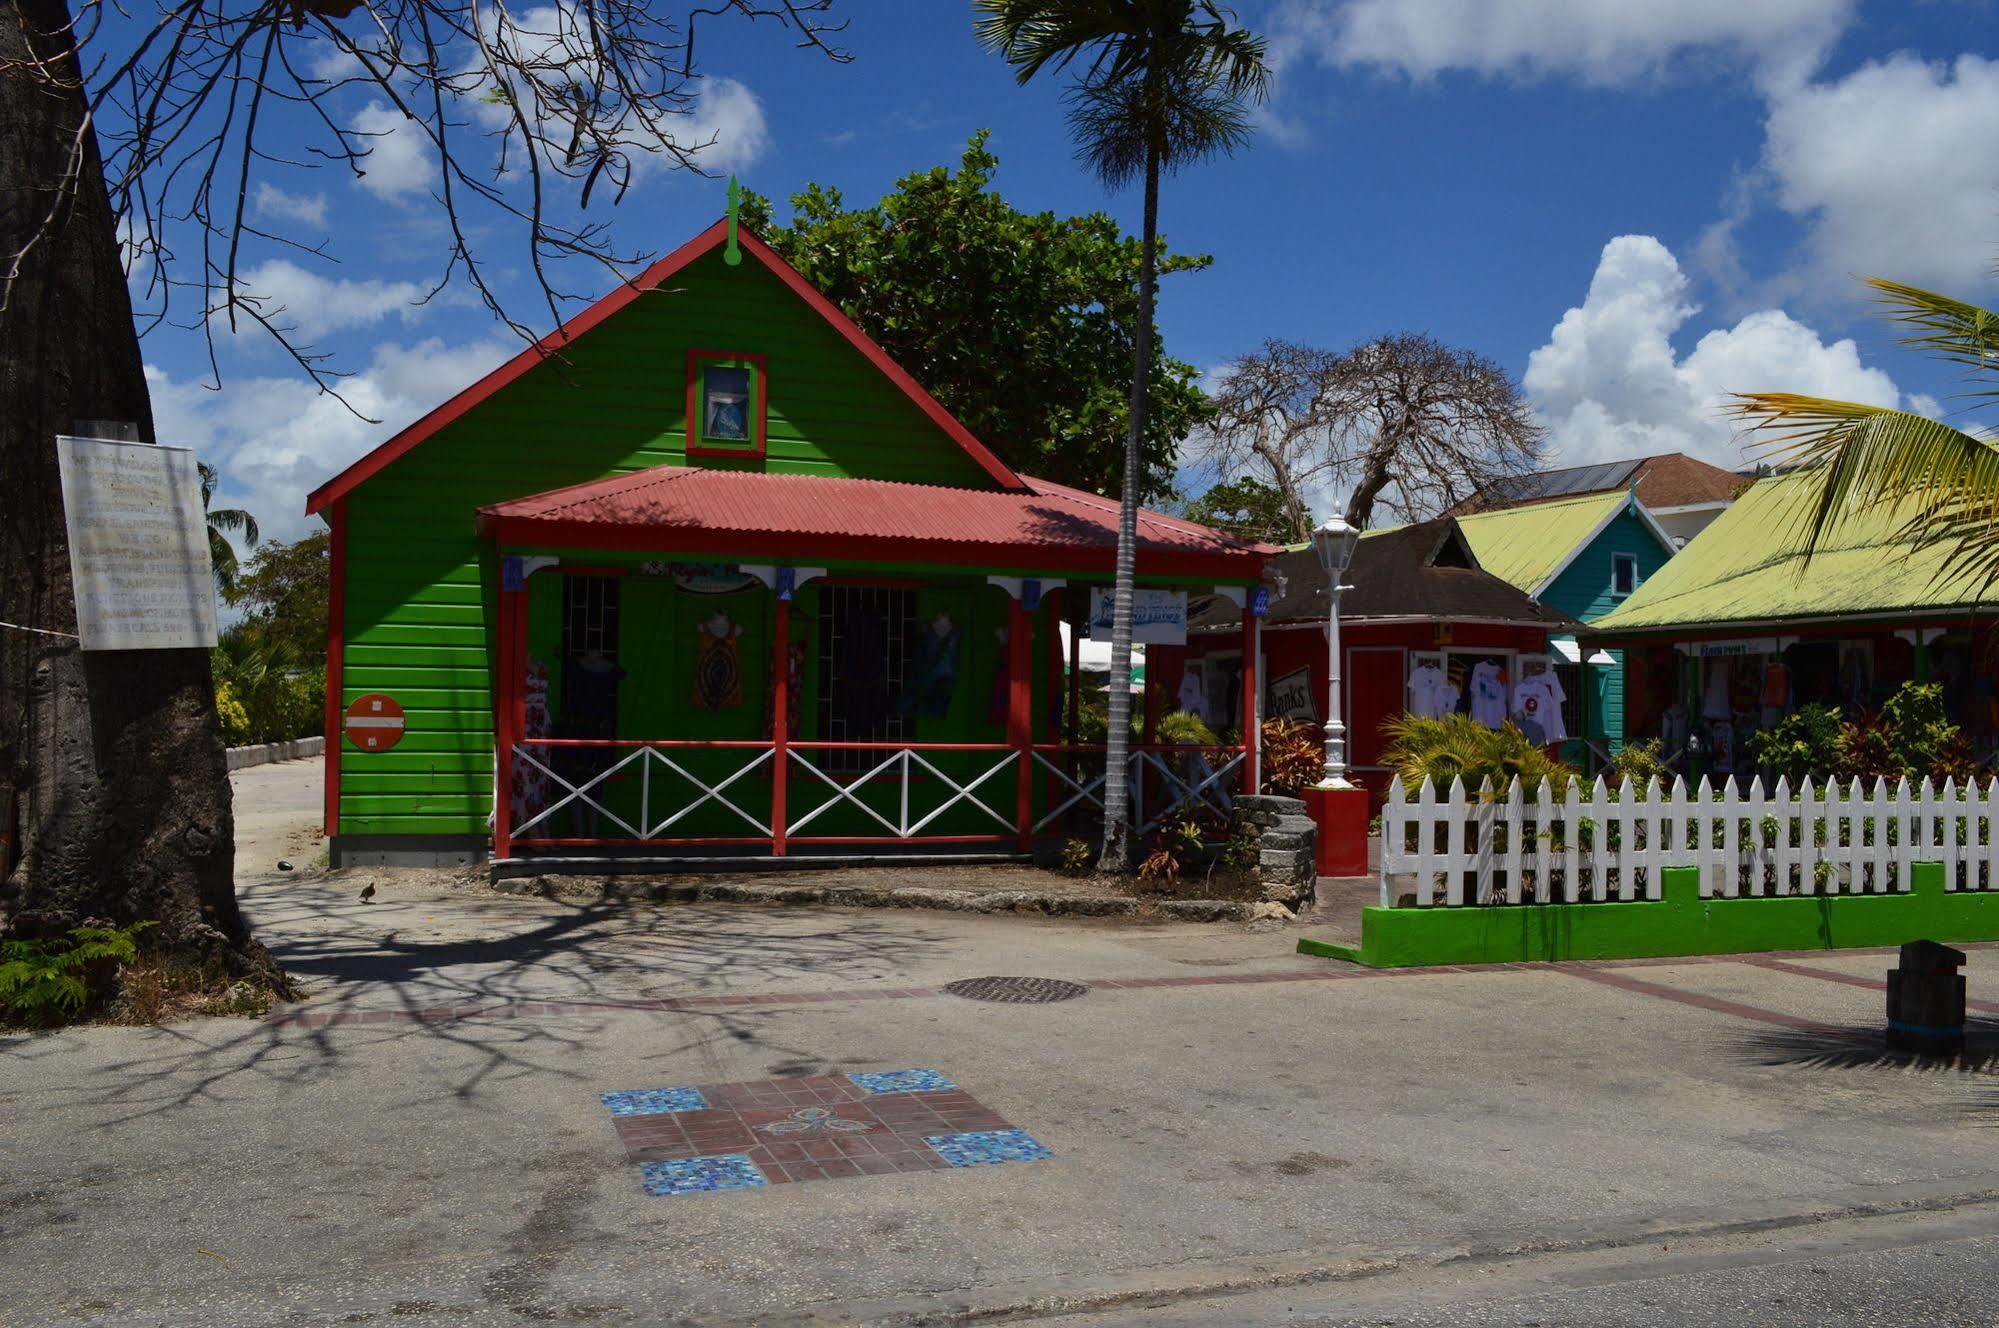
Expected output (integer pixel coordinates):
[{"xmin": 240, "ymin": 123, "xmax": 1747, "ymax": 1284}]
[{"xmin": 307, "ymin": 217, "xmax": 1273, "ymax": 867}]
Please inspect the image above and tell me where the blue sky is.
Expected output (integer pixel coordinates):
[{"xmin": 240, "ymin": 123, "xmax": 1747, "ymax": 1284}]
[{"xmin": 132, "ymin": 0, "xmax": 1999, "ymax": 544}]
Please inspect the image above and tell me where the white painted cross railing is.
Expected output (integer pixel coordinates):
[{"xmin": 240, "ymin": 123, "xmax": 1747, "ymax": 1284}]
[
  {"xmin": 1030, "ymin": 745, "xmax": 1246, "ymax": 837},
  {"xmin": 785, "ymin": 746, "xmax": 1018, "ymax": 839},
  {"xmin": 1379, "ymin": 774, "xmax": 1999, "ymax": 907}
]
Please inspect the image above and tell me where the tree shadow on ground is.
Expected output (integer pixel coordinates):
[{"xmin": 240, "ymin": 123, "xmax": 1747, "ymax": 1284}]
[{"xmin": 0, "ymin": 878, "xmax": 952, "ymax": 1126}]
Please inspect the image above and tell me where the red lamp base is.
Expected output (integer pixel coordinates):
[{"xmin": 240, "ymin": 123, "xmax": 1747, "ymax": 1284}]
[{"xmin": 1303, "ymin": 784, "xmax": 1370, "ymax": 878}]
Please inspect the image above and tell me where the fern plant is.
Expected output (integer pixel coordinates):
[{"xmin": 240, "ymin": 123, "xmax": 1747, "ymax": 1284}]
[{"xmin": 0, "ymin": 922, "xmax": 153, "ymax": 1027}]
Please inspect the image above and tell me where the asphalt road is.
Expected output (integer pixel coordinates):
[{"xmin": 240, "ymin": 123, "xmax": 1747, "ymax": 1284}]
[{"xmin": 3, "ymin": 756, "xmax": 1996, "ymax": 1327}]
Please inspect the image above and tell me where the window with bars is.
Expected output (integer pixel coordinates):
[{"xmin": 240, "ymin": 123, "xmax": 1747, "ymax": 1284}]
[
  {"xmin": 561, "ymin": 574, "xmax": 620, "ymax": 665},
  {"xmin": 1554, "ymin": 661, "xmax": 1585, "ymax": 747},
  {"xmin": 816, "ymin": 585, "xmax": 916, "ymax": 773}
]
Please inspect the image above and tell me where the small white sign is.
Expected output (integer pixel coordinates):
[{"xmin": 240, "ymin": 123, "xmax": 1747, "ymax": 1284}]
[
  {"xmin": 1682, "ymin": 637, "xmax": 1782, "ymax": 660},
  {"xmin": 1088, "ymin": 588, "xmax": 1187, "ymax": 645},
  {"xmin": 56, "ymin": 435, "xmax": 218, "ymax": 651},
  {"xmin": 1266, "ymin": 667, "xmax": 1316, "ymax": 722}
]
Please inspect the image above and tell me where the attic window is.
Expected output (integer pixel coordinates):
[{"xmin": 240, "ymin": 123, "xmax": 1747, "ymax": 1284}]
[
  {"xmin": 686, "ymin": 349, "xmax": 766, "ymax": 458},
  {"xmin": 1612, "ymin": 552, "xmax": 1639, "ymax": 596},
  {"xmin": 1430, "ymin": 530, "xmax": 1475, "ymax": 569}
]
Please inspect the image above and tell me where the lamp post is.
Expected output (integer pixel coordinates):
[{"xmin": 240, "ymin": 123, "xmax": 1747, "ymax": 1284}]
[{"xmin": 1313, "ymin": 514, "xmax": 1361, "ymax": 789}]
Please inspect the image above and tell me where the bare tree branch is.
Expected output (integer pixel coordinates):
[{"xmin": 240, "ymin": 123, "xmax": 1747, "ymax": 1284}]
[{"xmin": 1195, "ymin": 334, "xmax": 1545, "ymax": 538}]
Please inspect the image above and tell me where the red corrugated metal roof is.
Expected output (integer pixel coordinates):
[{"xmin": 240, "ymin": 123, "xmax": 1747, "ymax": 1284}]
[{"xmin": 477, "ymin": 466, "xmax": 1275, "ymax": 577}]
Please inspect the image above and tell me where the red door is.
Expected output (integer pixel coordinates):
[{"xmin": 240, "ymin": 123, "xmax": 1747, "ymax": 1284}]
[{"xmin": 1346, "ymin": 647, "xmax": 1406, "ymax": 794}]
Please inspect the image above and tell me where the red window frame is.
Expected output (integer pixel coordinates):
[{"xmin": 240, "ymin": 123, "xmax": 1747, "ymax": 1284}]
[{"xmin": 685, "ymin": 348, "xmax": 768, "ymax": 459}]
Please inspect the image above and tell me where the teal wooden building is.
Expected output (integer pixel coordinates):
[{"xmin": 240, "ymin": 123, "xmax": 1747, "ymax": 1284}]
[
  {"xmin": 1457, "ymin": 488, "xmax": 1678, "ymax": 762},
  {"xmin": 305, "ymin": 217, "xmax": 1274, "ymax": 867}
]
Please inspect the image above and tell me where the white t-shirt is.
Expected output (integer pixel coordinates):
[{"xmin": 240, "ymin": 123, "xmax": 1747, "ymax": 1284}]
[
  {"xmin": 1408, "ymin": 663, "xmax": 1454, "ymax": 718},
  {"xmin": 1512, "ymin": 671, "xmax": 1567, "ymax": 743},
  {"xmin": 1469, "ymin": 661, "xmax": 1508, "ymax": 728},
  {"xmin": 1177, "ymin": 670, "xmax": 1205, "ymax": 717}
]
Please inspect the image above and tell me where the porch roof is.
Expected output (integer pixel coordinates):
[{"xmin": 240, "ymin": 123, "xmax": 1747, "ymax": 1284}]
[{"xmin": 476, "ymin": 464, "xmax": 1277, "ymax": 579}]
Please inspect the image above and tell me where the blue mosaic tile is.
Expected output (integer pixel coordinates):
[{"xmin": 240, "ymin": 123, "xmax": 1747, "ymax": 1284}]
[
  {"xmin": 641, "ymin": 1153, "xmax": 767, "ymax": 1196},
  {"xmin": 924, "ymin": 1129, "xmax": 1054, "ymax": 1168},
  {"xmin": 601, "ymin": 1087, "xmax": 708, "ymax": 1117},
  {"xmin": 847, "ymin": 1069, "xmax": 957, "ymax": 1095}
]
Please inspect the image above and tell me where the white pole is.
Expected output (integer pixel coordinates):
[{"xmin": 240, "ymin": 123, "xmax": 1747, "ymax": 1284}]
[{"xmin": 1320, "ymin": 580, "xmax": 1353, "ymax": 788}]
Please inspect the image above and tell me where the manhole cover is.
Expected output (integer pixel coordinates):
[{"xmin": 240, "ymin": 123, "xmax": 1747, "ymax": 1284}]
[{"xmin": 943, "ymin": 976, "xmax": 1089, "ymax": 1004}]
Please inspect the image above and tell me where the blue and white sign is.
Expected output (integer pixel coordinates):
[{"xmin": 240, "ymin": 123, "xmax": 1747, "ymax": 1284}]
[{"xmin": 1087, "ymin": 588, "xmax": 1187, "ymax": 646}]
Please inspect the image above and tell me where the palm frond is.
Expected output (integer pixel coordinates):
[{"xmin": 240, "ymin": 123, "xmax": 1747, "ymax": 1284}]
[
  {"xmin": 1868, "ymin": 279, "xmax": 1999, "ymax": 389},
  {"xmin": 1729, "ymin": 391, "xmax": 1999, "ymax": 584}
]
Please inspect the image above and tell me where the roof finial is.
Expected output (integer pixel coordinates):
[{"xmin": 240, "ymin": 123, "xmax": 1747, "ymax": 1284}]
[{"xmin": 724, "ymin": 176, "xmax": 743, "ymax": 267}]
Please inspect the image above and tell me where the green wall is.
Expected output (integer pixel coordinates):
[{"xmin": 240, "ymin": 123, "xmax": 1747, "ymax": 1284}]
[
  {"xmin": 1302, "ymin": 863, "xmax": 1999, "ymax": 968},
  {"xmin": 336, "ymin": 247, "xmax": 1005, "ymax": 838}
]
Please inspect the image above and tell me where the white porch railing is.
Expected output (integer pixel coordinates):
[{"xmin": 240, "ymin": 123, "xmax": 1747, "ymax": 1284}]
[
  {"xmin": 505, "ymin": 738, "xmax": 1248, "ymax": 853},
  {"xmin": 1380, "ymin": 774, "xmax": 1999, "ymax": 907}
]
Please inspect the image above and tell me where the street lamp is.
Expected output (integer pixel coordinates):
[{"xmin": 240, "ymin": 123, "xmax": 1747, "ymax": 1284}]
[{"xmin": 1313, "ymin": 514, "xmax": 1362, "ymax": 789}]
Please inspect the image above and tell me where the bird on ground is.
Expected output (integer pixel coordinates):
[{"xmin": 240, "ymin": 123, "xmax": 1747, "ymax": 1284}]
[{"xmin": 358, "ymin": 882, "xmax": 376, "ymax": 903}]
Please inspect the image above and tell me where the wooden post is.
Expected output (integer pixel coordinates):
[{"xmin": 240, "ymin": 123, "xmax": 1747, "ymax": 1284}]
[
  {"xmin": 771, "ymin": 592, "xmax": 791, "ymax": 857},
  {"xmin": 493, "ymin": 567, "xmax": 522, "ymax": 861},
  {"xmin": 1240, "ymin": 607, "xmax": 1260, "ymax": 794},
  {"xmin": 1010, "ymin": 592, "xmax": 1033, "ymax": 852}
]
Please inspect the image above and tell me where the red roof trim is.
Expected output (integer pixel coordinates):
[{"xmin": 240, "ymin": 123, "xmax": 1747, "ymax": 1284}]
[{"xmin": 304, "ymin": 219, "xmax": 1024, "ymax": 515}]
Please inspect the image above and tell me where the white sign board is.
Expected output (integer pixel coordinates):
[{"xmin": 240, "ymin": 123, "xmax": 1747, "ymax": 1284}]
[
  {"xmin": 1679, "ymin": 637, "xmax": 1782, "ymax": 660},
  {"xmin": 56, "ymin": 436, "xmax": 218, "ymax": 651},
  {"xmin": 1266, "ymin": 666, "xmax": 1316, "ymax": 722},
  {"xmin": 1088, "ymin": 588, "xmax": 1187, "ymax": 646}
]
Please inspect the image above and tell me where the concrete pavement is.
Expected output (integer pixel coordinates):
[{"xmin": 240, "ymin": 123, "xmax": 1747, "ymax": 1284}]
[{"xmin": 2, "ymin": 755, "xmax": 1996, "ymax": 1326}]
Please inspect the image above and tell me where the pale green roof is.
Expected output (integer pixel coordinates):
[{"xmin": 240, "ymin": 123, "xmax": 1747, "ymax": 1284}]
[
  {"xmin": 1456, "ymin": 491, "xmax": 1627, "ymax": 594},
  {"xmin": 1590, "ymin": 473, "xmax": 1988, "ymax": 635}
]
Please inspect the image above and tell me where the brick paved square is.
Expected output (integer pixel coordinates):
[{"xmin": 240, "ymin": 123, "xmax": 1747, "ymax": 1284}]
[{"xmin": 601, "ymin": 1070, "xmax": 1049, "ymax": 1195}]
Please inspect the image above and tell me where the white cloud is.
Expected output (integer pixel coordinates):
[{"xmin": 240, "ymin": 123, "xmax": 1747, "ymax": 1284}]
[
  {"xmin": 1273, "ymin": 0, "xmax": 1852, "ymax": 89},
  {"xmin": 1757, "ymin": 53, "xmax": 1999, "ymax": 296},
  {"xmin": 682, "ymin": 77, "xmax": 768, "ymax": 172},
  {"xmin": 252, "ymin": 183, "xmax": 330, "ymax": 229},
  {"xmin": 149, "ymin": 335, "xmax": 515, "ymax": 544},
  {"xmin": 224, "ymin": 259, "xmax": 429, "ymax": 340},
  {"xmin": 1525, "ymin": 235, "xmax": 1912, "ymax": 470},
  {"xmin": 352, "ymin": 101, "xmax": 434, "ymax": 200}
]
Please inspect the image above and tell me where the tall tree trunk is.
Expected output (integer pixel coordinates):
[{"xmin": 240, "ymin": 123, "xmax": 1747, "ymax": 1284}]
[
  {"xmin": 0, "ymin": 0, "xmax": 281, "ymax": 984},
  {"xmin": 1097, "ymin": 143, "xmax": 1160, "ymax": 874}
]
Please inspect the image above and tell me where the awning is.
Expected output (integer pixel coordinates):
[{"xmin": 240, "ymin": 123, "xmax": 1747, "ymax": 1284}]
[{"xmin": 1553, "ymin": 637, "xmax": 1618, "ymax": 666}]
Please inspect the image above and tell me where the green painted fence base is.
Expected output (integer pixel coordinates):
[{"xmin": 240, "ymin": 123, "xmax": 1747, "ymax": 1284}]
[{"xmin": 1298, "ymin": 862, "xmax": 1999, "ymax": 968}]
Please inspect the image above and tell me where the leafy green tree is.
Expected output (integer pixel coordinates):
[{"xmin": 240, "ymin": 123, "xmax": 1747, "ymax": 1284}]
[
  {"xmin": 198, "ymin": 462, "xmax": 259, "ymax": 593},
  {"xmin": 222, "ymin": 530, "xmax": 329, "ymax": 662},
  {"xmin": 1181, "ymin": 475, "xmax": 1301, "ymax": 544},
  {"xmin": 747, "ymin": 133, "xmax": 1209, "ymax": 501},
  {"xmin": 976, "ymin": 0, "xmax": 1269, "ymax": 870}
]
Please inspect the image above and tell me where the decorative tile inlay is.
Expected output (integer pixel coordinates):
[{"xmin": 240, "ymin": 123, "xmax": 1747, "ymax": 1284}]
[
  {"xmin": 601, "ymin": 1071, "xmax": 1035, "ymax": 1194},
  {"xmin": 758, "ymin": 1106, "xmax": 876, "ymax": 1136},
  {"xmin": 601, "ymin": 1087, "xmax": 708, "ymax": 1117},
  {"xmin": 925, "ymin": 1129, "xmax": 1055, "ymax": 1168},
  {"xmin": 847, "ymin": 1069, "xmax": 957, "ymax": 1095},
  {"xmin": 641, "ymin": 1154, "xmax": 767, "ymax": 1195}
]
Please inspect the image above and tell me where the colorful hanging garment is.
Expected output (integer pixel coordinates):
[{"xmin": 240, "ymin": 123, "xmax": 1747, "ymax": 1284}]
[
  {"xmin": 764, "ymin": 639, "xmax": 808, "ymax": 738},
  {"xmin": 902, "ymin": 617, "xmax": 964, "ymax": 719},
  {"xmin": 693, "ymin": 613, "xmax": 745, "ymax": 712},
  {"xmin": 511, "ymin": 656, "xmax": 553, "ymax": 823}
]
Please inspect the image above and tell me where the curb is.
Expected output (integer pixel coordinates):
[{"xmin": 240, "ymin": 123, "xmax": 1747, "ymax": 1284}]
[
  {"xmin": 225, "ymin": 736, "xmax": 325, "ymax": 771},
  {"xmin": 491, "ymin": 875, "xmax": 1296, "ymax": 924}
]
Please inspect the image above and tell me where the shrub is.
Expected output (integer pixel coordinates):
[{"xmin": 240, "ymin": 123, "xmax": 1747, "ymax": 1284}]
[
  {"xmin": 0, "ymin": 922, "xmax": 154, "ymax": 1027},
  {"xmin": 1075, "ymin": 700, "xmax": 1219, "ymax": 747},
  {"xmin": 211, "ymin": 633, "xmax": 324, "ymax": 746},
  {"xmin": 1380, "ymin": 713, "xmax": 1575, "ymax": 797},
  {"xmin": 1748, "ymin": 704, "xmax": 1844, "ymax": 784},
  {"xmin": 1607, "ymin": 738, "xmax": 1670, "ymax": 787},
  {"xmin": 1261, "ymin": 718, "xmax": 1323, "ymax": 795},
  {"xmin": 1057, "ymin": 838, "xmax": 1093, "ymax": 876},
  {"xmin": 1748, "ymin": 683, "xmax": 1991, "ymax": 786}
]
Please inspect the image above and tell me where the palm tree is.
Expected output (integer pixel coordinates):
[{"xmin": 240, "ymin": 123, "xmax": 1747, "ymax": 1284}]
[
  {"xmin": 1730, "ymin": 280, "xmax": 1999, "ymax": 588},
  {"xmin": 199, "ymin": 461, "xmax": 260, "ymax": 593},
  {"xmin": 975, "ymin": 0, "xmax": 1268, "ymax": 870}
]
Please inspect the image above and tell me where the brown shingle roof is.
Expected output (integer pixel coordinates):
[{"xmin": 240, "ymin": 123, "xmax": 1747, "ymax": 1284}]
[
  {"xmin": 1188, "ymin": 517, "xmax": 1581, "ymax": 634},
  {"xmin": 1446, "ymin": 452, "xmax": 1744, "ymax": 516}
]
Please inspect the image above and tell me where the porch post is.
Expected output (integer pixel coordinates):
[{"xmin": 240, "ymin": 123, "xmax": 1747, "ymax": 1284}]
[
  {"xmin": 1240, "ymin": 605, "xmax": 1260, "ymax": 793},
  {"xmin": 1010, "ymin": 592, "xmax": 1033, "ymax": 853},
  {"xmin": 493, "ymin": 557, "xmax": 524, "ymax": 860},
  {"xmin": 771, "ymin": 591, "xmax": 791, "ymax": 857}
]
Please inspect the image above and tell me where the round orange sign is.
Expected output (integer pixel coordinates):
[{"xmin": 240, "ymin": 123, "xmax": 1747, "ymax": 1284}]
[{"xmin": 344, "ymin": 693, "xmax": 406, "ymax": 752}]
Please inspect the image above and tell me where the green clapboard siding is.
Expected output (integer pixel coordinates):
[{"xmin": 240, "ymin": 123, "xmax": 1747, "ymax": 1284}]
[
  {"xmin": 1540, "ymin": 506, "xmax": 1674, "ymax": 750},
  {"xmin": 336, "ymin": 247, "xmax": 1015, "ymax": 836}
]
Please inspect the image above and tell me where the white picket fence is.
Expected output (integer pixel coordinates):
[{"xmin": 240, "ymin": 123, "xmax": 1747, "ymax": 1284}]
[{"xmin": 1379, "ymin": 774, "xmax": 1999, "ymax": 907}]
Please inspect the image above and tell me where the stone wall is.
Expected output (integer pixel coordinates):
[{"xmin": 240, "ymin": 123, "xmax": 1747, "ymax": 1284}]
[{"xmin": 1232, "ymin": 794, "xmax": 1317, "ymax": 908}]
